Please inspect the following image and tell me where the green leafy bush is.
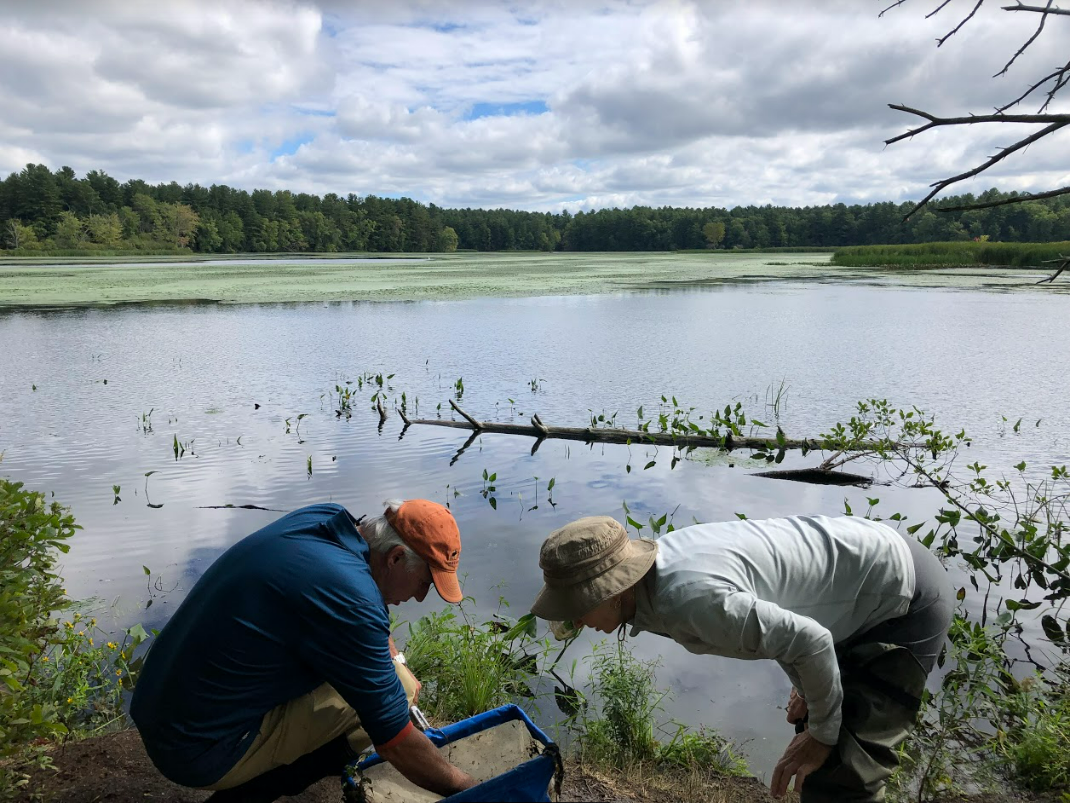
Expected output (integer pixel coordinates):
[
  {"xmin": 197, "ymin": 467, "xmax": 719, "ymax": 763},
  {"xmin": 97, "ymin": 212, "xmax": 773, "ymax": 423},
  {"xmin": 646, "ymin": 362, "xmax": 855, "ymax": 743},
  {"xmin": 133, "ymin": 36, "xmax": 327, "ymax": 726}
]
[
  {"xmin": 0, "ymin": 480, "xmax": 79, "ymax": 751},
  {"xmin": 402, "ymin": 601, "xmax": 546, "ymax": 722},
  {"xmin": 0, "ymin": 480, "xmax": 148, "ymax": 798}
]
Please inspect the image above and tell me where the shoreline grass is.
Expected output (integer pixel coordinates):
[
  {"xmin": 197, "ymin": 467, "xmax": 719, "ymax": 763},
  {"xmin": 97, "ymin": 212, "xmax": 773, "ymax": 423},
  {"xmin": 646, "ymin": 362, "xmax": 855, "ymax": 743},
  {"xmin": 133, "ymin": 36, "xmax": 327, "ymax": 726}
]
[{"xmin": 832, "ymin": 241, "xmax": 1070, "ymax": 268}]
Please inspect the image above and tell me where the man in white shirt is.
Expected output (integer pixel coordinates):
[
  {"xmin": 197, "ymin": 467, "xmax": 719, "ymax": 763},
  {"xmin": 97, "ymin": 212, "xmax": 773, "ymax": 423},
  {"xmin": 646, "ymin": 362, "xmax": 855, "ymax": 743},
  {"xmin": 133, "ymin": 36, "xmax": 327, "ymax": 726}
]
[{"xmin": 530, "ymin": 514, "xmax": 954, "ymax": 802}]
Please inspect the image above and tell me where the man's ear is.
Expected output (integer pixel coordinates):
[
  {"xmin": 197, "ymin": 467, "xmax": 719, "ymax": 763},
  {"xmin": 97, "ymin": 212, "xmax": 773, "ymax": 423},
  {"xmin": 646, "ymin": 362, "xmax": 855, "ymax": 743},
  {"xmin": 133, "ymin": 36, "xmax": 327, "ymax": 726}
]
[{"xmin": 387, "ymin": 545, "xmax": 407, "ymax": 566}]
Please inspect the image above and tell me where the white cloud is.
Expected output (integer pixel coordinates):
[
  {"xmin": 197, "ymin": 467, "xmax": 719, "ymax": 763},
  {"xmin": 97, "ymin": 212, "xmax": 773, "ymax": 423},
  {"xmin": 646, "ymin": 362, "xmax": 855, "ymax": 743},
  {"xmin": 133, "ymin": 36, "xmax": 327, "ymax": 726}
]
[{"xmin": 0, "ymin": 0, "xmax": 1066, "ymax": 210}]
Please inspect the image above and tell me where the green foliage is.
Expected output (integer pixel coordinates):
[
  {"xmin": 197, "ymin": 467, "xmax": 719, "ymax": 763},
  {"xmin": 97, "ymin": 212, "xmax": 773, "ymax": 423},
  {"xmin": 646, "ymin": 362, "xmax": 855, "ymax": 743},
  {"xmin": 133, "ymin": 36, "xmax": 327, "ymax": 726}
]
[
  {"xmin": 659, "ymin": 726, "xmax": 750, "ymax": 777},
  {"xmin": 1000, "ymin": 679, "xmax": 1070, "ymax": 792},
  {"xmin": 4, "ymin": 164, "xmax": 1070, "ymax": 255},
  {"xmin": 0, "ymin": 481, "xmax": 149, "ymax": 798},
  {"xmin": 435, "ymin": 226, "xmax": 459, "ymax": 252},
  {"xmin": 579, "ymin": 641, "xmax": 748, "ymax": 779},
  {"xmin": 402, "ymin": 603, "xmax": 545, "ymax": 722},
  {"xmin": 0, "ymin": 480, "xmax": 78, "ymax": 750},
  {"xmin": 581, "ymin": 642, "xmax": 663, "ymax": 766},
  {"xmin": 832, "ymin": 240, "xmax": 1070, "ymax": 268},
  {"xmin": 811, "ymin": 397, "xmax": 1070, "ymax": 799}
]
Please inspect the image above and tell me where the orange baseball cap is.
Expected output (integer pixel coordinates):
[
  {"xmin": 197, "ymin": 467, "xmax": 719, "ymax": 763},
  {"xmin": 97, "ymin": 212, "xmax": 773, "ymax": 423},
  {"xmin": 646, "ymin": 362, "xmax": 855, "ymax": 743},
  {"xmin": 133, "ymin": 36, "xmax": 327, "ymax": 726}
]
[{"xmin": 385, "ymin": 499, "xmax": 463, "ymax": 603}]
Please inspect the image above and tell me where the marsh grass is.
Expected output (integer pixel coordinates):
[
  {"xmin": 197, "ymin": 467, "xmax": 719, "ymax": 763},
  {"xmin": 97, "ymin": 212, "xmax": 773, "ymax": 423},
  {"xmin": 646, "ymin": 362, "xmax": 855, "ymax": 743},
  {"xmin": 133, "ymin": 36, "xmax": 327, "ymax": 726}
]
[
  {"xmin": 579, "ymin": 641, "xmax": 750, "ymax": 784},
  {"xmin": 831, "ymin": 241, "xmax": 1070, "ymax": 268}
]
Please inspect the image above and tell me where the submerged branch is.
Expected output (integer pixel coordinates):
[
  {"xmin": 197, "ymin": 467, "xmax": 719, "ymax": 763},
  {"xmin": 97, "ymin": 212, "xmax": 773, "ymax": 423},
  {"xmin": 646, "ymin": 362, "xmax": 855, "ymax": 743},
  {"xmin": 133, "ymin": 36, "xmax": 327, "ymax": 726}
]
[
  {"xmin": 1037, "ymin": 255, "xmax": 1070, "ymax": 284},
  {"xmin": 402, "ymin": 404, "xmax": 888, "ymax": 453}
]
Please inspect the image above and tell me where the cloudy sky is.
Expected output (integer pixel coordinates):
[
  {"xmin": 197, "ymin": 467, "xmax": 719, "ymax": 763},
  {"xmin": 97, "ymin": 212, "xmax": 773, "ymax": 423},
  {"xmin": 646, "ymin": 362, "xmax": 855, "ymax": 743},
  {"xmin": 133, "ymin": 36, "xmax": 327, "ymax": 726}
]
[{"xmin": 1, "ymin": 0, "xmax": 1066, "ymax": 211}]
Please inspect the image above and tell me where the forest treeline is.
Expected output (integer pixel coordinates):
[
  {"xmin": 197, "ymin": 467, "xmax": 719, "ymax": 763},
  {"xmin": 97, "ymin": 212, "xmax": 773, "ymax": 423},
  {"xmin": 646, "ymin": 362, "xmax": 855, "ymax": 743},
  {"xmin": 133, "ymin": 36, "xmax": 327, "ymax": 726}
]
[{"xmin": 3, "ymin": 163, "xmax": 1070, "ymax": 254}]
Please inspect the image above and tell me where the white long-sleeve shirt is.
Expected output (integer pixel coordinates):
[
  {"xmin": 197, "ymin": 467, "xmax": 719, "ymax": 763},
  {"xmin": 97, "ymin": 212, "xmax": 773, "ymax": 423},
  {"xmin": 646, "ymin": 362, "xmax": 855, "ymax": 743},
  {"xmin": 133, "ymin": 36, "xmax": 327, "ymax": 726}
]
[{"xmin": 629, "ymin": 515, "xmax": 915, "ymax": 745}]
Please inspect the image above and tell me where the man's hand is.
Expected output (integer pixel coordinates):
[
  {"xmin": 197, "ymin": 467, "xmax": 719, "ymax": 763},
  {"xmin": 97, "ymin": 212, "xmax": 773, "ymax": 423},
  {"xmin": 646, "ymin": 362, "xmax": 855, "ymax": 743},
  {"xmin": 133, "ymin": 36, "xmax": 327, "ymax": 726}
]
[
  {"xmin": 378, "ymin": 724, "xmax": 477, "ymax": 796},
  {"xmin": 771, "ymin": 731, "xmax": 832, "ymax": 798},
  {"xmin": 786, "ymin": 688, "xmax": 808, "ymax": 725}
]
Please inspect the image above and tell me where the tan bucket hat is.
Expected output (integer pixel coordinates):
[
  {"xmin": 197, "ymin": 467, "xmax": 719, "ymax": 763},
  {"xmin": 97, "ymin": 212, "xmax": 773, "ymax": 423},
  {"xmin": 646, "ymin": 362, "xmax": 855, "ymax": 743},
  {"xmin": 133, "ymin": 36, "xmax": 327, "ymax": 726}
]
[{"xmin": 530, "ymin": 516, "xmax": 658, "ymax": 622}]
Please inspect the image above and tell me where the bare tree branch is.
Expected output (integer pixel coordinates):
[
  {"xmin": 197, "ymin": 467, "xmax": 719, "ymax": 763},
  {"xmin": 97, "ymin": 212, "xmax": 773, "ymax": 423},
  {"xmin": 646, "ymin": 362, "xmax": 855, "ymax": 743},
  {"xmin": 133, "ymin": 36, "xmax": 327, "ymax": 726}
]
[
  {"xmin": 938, "ymin": 0, "xmax": 985, "ymax": 45},
  {"xmin": 1002, "ymin": 2, "xmax": 1070, "ymax": 15},
  {"xmin": 878, "ymin": 0, "xmax": 911, "ymax": 19},
  {"xmin": 940, "ymin": 185, "xmax": 1070, "ymax": 209},
  {"xmin": 926, "ymin": 0, "xmax": 956, "ymax": 18},
  {"xmin": 900, "ymin": 120, "xmax": 1069, "ymax": 218},
  {"xmin": 884, "ymin": 0, "xmax": 1069, "ymax": 218},
  {"xmin": 885, "ymin": 105, "xmax": 1070, "ymax": 145},
  {"xmin": 996, "ymin": 0, "xmax": 1056, "ymax": 76},
  {"xmin": 1037, "ymin": 255, "xmax": 1070, "ymax": 284},
  {"xmin": 995, "ymin": 58, "xmax": 1070, "ymax": 112}
]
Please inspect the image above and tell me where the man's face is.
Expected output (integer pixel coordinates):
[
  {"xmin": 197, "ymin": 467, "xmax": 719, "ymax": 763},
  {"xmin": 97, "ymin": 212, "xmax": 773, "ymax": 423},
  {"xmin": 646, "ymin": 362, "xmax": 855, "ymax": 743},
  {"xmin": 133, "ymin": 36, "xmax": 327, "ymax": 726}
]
[
  {"xmin": 576, "ymin": 597, "xmax": 623, "ymax": 633},
  {"xmin": 379, "ymin": 546, "xmax": 434, "ymax": 606}
]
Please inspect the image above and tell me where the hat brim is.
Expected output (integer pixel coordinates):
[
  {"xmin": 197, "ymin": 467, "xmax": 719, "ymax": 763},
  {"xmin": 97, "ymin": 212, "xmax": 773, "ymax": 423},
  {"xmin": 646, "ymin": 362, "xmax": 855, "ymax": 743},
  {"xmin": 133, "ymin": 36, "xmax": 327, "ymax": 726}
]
[
  {"xmin": 431, "ymin": 568, "xmax": 463, "ymax": 604},
  {"xmin": 530, "ymin": 538, "xmax": 657, "ymax": 622}
]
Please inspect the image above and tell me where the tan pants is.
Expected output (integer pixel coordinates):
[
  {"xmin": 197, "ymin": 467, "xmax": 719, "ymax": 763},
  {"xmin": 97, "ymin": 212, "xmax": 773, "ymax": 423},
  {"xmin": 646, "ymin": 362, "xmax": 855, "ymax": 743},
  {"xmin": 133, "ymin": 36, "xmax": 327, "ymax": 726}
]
[{"xmin": 205, "ymin": 664, "xmax": 419, "ymax": 790}]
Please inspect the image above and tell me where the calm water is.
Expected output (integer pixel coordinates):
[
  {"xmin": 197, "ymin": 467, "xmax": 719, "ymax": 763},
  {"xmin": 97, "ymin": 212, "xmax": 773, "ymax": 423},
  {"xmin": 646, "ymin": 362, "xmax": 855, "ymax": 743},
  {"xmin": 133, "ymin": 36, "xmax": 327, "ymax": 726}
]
[{"xmin": 1, "ymin": 278, "xmax": 1068, "ymax": 778}]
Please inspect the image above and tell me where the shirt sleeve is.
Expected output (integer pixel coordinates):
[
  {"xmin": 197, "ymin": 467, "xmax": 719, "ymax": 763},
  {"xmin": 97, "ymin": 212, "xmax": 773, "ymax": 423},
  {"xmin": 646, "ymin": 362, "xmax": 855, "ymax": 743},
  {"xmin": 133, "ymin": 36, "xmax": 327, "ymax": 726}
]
[
  {"xmin": 297, "ymin": 583, "xmax": 410, "ymax": 748},
  {"xmin": 682, "ymin": 589, "xmax": 843, "ymax": 746}
]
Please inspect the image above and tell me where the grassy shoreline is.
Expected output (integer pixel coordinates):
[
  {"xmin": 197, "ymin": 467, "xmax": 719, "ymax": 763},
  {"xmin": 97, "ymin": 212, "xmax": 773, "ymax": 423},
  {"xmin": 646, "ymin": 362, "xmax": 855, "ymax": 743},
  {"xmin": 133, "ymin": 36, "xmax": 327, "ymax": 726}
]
[{"xmin": 832, "ymin": 241, "xmax": 1070, "ymax": 268}]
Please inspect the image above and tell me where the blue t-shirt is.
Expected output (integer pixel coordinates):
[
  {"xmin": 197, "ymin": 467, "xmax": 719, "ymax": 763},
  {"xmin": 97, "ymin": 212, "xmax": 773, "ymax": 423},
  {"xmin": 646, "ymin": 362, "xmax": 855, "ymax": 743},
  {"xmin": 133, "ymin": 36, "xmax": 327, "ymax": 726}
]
[{"xmin": 130, "ymin": 504, "xmax": 409, "ymax": 787}]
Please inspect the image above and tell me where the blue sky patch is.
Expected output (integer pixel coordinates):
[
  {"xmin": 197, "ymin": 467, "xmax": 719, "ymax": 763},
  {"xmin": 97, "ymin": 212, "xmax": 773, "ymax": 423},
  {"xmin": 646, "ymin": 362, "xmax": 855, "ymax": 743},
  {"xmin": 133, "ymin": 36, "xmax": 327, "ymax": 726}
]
[
  {"xmin": 292, "ymin": 106, "xmax": 336, "ymax": 118},
  {"xmin": 271, "ymin": 135, "xmax": 314, "ymax": 161},
  {"xmin": 465, "ymin": 100, "xmax": 548, "ymax": 120},
  {"xmin": 426, "ymin": 21, "xmax": 464, "ymax": 33}
]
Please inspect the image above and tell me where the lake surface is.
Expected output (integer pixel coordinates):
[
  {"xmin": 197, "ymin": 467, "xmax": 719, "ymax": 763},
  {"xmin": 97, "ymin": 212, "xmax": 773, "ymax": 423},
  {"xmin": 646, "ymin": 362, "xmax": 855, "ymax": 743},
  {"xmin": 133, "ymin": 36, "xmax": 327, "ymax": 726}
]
[{"xmin": 1, "ymin": 259, "xmax": 1068, "ymax": 779}]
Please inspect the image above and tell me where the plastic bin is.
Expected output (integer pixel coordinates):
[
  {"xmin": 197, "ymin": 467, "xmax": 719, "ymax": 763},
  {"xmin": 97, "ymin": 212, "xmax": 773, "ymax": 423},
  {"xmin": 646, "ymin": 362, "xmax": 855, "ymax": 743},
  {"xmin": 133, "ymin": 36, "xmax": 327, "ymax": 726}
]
[{"xmin": 344, "ymin": 704, "xmax": 562, "ymax": 802}]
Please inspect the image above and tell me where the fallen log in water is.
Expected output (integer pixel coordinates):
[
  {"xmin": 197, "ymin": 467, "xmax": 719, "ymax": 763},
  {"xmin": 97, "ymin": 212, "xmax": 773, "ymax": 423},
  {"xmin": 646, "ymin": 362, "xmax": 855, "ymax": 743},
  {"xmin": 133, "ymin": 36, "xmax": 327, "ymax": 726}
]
[
  {"xmin": 751, "ymin": 468, "xmax": 886, "ymax": 487},
  {"xmin": 398, "ymin": 400, "xmax": 884, "ymax": 454}
]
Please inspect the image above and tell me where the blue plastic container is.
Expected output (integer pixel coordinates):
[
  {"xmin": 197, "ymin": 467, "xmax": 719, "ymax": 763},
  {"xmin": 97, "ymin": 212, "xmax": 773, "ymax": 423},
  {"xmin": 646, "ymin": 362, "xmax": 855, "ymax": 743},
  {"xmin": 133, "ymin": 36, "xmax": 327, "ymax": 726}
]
[{"xmin": 344, "ymin": 704, "xmax": 561, "ymax": 802}]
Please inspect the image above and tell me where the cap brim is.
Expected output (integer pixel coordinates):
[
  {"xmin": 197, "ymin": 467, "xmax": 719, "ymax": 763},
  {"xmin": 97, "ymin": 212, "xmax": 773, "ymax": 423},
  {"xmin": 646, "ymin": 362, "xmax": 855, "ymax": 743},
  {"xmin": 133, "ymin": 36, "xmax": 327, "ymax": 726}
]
[
  {"xmin": 431, "ymin": 568, "xmax": 463, "ymax": 604},
  {"xmin": 530, "ymin": 538, "xmax": 657, "ymax": 622}
]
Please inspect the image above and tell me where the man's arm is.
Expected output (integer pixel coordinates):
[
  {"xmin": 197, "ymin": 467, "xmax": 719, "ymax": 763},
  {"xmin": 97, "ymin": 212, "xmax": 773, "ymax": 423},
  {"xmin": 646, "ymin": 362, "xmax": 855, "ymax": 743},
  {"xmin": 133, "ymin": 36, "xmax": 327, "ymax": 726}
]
[
  {"xmin": 687, "ymin": 590, "xmax": 844, "ymax": 744},
  {"xmin": 377, "ymin": 725, "xmax": 478, "ymax": 796}
]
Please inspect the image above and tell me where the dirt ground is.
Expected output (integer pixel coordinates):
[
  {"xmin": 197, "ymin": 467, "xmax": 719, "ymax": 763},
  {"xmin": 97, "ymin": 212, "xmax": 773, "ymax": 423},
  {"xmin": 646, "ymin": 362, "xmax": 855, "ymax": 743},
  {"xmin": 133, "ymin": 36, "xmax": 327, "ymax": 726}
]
[
  {"xmin": 13, "ymin": 729, "xmax": 782, "ymax": 803},
  {"xmin": 12, "ymin": 729, "xmax": 1060, "ymax": 802}
]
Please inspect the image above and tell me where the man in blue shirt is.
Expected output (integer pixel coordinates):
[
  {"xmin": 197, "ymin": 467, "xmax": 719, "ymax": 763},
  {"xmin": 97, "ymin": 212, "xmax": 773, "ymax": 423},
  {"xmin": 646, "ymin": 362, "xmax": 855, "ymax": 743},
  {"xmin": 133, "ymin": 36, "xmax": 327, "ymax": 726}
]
[{"xmin": 131, "ymin": 499, "xmax": 477, "ymax": 800}]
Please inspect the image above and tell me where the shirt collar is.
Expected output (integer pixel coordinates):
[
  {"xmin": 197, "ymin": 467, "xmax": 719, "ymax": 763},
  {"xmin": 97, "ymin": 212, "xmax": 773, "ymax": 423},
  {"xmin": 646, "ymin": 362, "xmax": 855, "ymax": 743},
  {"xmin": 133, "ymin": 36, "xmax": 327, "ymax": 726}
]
[
  {"xmin": 324, "ymin": 507, "xmax": 370, "ymax": 559},
  {"xmin": 629, "ymin": 568, "xmax": 658, "ymax": 638}
]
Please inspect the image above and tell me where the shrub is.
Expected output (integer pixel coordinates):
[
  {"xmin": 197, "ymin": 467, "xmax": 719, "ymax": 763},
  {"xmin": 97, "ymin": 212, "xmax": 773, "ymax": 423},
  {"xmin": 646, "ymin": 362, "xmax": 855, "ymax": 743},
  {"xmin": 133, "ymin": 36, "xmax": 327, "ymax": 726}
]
[
  {"xmin": 1001, "ymin": 679, "xmax": 1070, "ymax": 792},
  {"xmin": 402, "ymin": 601, "xmax": 547, "ymax": 723},
  {"xmin": 0, "ymin": 480, "xmax": 148, "ymax": 798}
]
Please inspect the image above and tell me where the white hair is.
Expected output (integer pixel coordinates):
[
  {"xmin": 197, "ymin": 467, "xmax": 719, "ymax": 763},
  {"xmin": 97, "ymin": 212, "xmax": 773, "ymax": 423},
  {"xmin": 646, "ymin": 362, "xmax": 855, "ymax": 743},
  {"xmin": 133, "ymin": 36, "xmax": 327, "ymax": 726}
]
[{"xmin": 360, "ymin": 498, "xmax": 425, "ymax": 571}]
